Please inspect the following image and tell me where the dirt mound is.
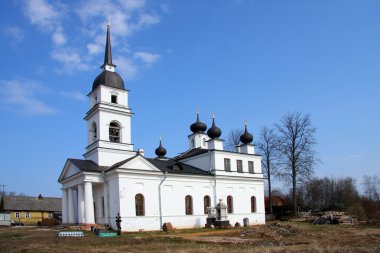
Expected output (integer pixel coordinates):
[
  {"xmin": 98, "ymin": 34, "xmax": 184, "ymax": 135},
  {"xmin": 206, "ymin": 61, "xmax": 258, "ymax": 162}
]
[{"xmin": 240, "ymin": 222, "xmax": 298, "ymax": 239}]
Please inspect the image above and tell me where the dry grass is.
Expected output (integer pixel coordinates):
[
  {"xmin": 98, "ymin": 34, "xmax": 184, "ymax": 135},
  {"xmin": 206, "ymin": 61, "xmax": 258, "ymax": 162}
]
[{"xmin": 0, "ymin": 222, "xmax": 379, "ymax": 253}]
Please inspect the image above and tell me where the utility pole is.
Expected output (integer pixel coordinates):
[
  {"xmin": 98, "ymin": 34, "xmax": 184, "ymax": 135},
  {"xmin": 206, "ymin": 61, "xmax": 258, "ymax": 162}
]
[{"xmin": 0, "ymin": 185, "xmax": 6, "ymax": 196}]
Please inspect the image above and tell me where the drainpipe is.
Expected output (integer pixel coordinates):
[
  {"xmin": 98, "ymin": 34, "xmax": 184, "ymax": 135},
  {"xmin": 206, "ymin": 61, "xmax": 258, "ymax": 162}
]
[
  {"xmin": 158, "ymin": 171, "xmax": 167, "ymax": 230},
  {"xmin": 209, "ymin": 150, "xmax": 217, "ymax": 207}
]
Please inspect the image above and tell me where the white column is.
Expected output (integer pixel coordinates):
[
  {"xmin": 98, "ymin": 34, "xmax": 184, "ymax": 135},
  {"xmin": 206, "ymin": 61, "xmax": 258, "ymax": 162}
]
[
  {"xmin": 67, "ymin": 188, "xmax": 75, "ymax": 223},
  {"xmin": 84, "ymin": 182, "xmax": 95, "ymax": 224},
  {"xmin": 103, "ymin": 184, "xmax": 109, "ymax": 225},
  {"xmin": 77, "ymin": 184, "xmax": 85, "ymax": 224},
  {"xmin": 61, "ymin": 189, "xmax": 68, "ymax": 224}
]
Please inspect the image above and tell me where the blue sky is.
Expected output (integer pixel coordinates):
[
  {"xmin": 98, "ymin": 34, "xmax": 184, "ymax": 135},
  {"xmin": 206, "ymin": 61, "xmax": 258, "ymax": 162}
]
[{"xmin": 0, "ymin": 0, "xmax": 379, "ymax": 197}]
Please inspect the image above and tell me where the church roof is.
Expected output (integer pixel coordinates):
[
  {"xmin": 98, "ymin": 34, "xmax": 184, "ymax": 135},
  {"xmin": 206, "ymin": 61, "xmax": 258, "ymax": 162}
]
[
  {"xmin": 146, "ymin": 158, "xmax": 212, "ymax": 176},
  {"xmin": 1, "ymin": 196, "xmax": 61, "ymax": 212},
  {"xmin": 92, "ymin": 70, "xmax": 125, "ymax": 91},
  {"xmin": 67, "ymin": 159, "xmax": 104, "ymax": 173},
  {"xmin": 102, "ymin": 154, "xmax": 211, "ymax": 176},
  {"xmin": 174, "ymin": 148, "xmax": 209, "ymax": 160}
]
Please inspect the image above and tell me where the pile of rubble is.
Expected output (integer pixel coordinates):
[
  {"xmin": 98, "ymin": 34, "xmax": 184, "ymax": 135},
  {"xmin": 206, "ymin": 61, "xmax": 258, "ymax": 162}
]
[
  {"xmin": 313, "ymin": 211, "xmax": 358, "ymax": 225},
  {"xmin": 240, "ymin": 222, "xmax": 298, "ymax": 238}
]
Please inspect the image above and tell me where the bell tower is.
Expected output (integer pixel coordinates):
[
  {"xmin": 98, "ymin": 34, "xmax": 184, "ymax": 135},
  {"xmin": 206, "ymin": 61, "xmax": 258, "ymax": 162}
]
[{"xmin": 83, "ymin": 19, "xmax": 135, "ymax": 166}]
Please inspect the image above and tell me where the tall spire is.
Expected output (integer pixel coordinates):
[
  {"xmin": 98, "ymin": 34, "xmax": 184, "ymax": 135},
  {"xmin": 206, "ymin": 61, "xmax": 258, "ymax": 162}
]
[{"xmin": 101, "ymin": 17, "xmax": 115, "ymax": 69}]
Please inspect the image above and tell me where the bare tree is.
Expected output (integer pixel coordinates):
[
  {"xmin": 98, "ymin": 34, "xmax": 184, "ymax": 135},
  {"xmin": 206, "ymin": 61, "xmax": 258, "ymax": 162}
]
[
  {"xmin": 224, "ymin": 128, "xmax": 243, "ymax": 152},
  {"xmin": 276, "ymin": 112, "xmax": 317, "ymax": 216},
  {"xmin": 362, "ymin": 175, "xmax": 380, "ymax": 201},
  {"xmin": 257, "ymin": 126, "xmax": 278, "ymax": 214}
]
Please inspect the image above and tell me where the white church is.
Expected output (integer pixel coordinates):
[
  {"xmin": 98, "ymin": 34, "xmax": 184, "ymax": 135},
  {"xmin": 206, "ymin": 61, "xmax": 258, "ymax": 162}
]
[{"xmin": 58, "ymin": 22, "xmax": 265, "ymax": 231}]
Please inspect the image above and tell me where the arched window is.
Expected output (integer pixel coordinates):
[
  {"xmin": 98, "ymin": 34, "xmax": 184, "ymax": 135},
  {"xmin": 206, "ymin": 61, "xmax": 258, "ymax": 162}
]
[
  {"xmin": 109, "ymin": 122, "xmax": 120, "ymax": 143},
  {"xmin": 191, "ymin": 139, "xmax": 195, "ymax": 148},
  {"xmin": 227, "ymin": 195, "xmax": 233, "ymax": 213},
  {"xmin": 185, "ymin": 195, "xmax": 193, "ymax": 215},
  {"xmin": 204, "ymin": 195, "xmax": 211, "ymax": 214},
  {"xmin": 135, "ymin": 194, "xmax": 145, "ymax": 216},
  {"xmin": 251, "ymin": 196, "xmax": 256, "ymax": 213},
  {"xmin": 91, "ymin": 122, "xmax": 97, "ymax": 141}
]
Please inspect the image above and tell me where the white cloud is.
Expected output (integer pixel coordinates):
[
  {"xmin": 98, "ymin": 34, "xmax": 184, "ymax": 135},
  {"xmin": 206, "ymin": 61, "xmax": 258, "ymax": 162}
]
[
  {"xmin": 52, "ymin": 27, "xmax": 67, "ymax": 45},
  {"xmin": 0, "ymin": 79, "xmax": 57, "ymax": 115},
  {"xmin": 4, "ymin": 26, "xmax": 25, "ymax": 44},
  {"xmin": 136, "ymin": 13, "xmax": 160, "ymax": 28},
  {"xmin": 118, "ymin": 0, "xmax": 146, "ymax": 10},
  {"xmin": 60, "ymin": 91, "xmax": 87, "ymax": 102},
  {"xmin": 23, "ymin": 0, "xmax": 61, "ymax": 30},
  {"xmin": 50, "ymin": 49, "xmax": 90, "ymax": 72},
  {"xmin": 87, "ymin": 43, "xmax": 103, "ymax": 55},
  {"xmin": 22, "ymin": 0, "xmax": 68, "ymax": 46},
  {"xmin": 114, "ymin": 57, "xmax": 138, "ymax": 80},
  {"xmin": 20, "ymin": 0, "xmax": 163, "ymax": 75},
  {"xmin": 134, "ymin": 51, "xmax": 160, "ymax": 64}
]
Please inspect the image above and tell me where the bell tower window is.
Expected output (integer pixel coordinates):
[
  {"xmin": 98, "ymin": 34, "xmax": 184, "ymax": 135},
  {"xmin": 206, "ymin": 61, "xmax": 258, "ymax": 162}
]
[
  {"xmin": 111, "ymin": 95, "xmax": 117, "ymax": 104},
  {"xmin": 109, "ymin": 122, "xmax": 120, "ymax": 143},
  {"xmin": 91, "ymin": 122, "xmax": 97, "ymax": 141}
]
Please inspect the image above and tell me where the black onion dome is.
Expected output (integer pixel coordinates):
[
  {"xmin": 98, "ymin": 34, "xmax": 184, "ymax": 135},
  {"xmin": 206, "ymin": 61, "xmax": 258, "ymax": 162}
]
[
  {"xmin": 207, "ymin": 117, "xmax": 222, "ymax": 139},
  {"xmin": 240, "ymin": 124, "xmax": 253, "ymax": 144},
  {"xmin": 155, "ymin": 140, "xmax": 167, "ymax": 157},
  {"xmin": 190, "ymin": 114, "xmax": 207, "ymax": 133},
  {"xmin": 92, "ymin": 70, "xmax": 125, "ymax": 91}
]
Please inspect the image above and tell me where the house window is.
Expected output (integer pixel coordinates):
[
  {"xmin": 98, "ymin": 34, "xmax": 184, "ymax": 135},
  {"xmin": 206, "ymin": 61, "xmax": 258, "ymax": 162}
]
[
  {"xmin": 48, "ymin": 213, "xmax": 54, "ymax": 218},
  {"xmin": 227, "ymin": 195, "xmax": 233, "ymax": 213},
  {"xmin": 15, "ymin": 212, "xmax": 20, "ymax": 218},
  {"xmin": 237, "ymin": 160, "xmax": 243, "ymax": 173},
  {"xmin": 111, "ymin": 95, "xmax": 117, "ymax": 104},
  {"xmin": 251, "ymin": 196, "xmax": 257, "ymax": 213},
  {"xmin": 91, "ymin": 122, "xmax": 97, "ymax": 141},
  {"xmin": 25, "ymin": 212, "xmax": 30, "ymax": 218},
  {"xmin": 204, "ymin": 195, "xmax": 211, "ymax": 214},
  {"xmin": 135, "ymin": 194, "xmax": 145, "ymax": 216},
  {"xmin": 248, "ymin": 161, "xmax": 254, "ymax": 174},
  {"xmin": 185, "ymin": 195, "xmax": 193, "ymax": 215},
  {"xmin": 109, "ymin": 122, "xmax": 120, "ymax": 143},
  {"xmin": 224, "ymin": 158, "xmax": 231, "ymax": 172}
]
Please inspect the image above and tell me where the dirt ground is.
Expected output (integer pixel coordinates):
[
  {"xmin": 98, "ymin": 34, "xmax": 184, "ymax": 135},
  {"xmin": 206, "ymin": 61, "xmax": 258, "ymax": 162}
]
[{"xmin": 0, "ymin": 222, "xmax": 379, "ymax": 253}]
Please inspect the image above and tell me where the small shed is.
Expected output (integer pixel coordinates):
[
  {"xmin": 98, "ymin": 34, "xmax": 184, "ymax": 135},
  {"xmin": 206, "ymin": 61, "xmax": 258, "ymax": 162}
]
[{"xmin": 0, "ymin": 211, "xmax": 11, "ymax": 226}]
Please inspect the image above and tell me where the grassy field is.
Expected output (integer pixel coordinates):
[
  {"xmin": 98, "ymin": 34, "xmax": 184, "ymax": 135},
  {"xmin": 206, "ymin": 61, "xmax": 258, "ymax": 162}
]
[{"xmin": 0, "ymin": 222, "xmax": 379, "ymax": 253}]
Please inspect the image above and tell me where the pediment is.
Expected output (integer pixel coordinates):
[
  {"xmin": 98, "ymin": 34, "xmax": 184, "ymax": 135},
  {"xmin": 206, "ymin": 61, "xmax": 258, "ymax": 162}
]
[
  {"xmin": 118, "ymin": 156, "xmax": 160, "ymax": 172},
  {"xmin": 58, "ymin": 160, "xmax": 82, "ymax": 182}
]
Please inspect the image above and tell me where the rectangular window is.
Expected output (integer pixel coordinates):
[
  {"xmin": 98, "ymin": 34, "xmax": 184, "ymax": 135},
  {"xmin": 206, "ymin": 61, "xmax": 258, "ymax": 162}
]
[
  {"xmin": 237, "ymin": 160, "xmax": 243, "ymax": 173},
  {"xmin": 15, "ymin": 212, "xmax": 20, "ymax": 218},
  {"xmin": 25, "ymin": 212, "xmax": 30, "ymax": 218},
  {"xmin": 48, "ymin": 213, "xmax": 54, "ymax": 218},
  {"xmin": 224, "ymin": 158, "xmax": 231, "ymax": 172},
  {"xmin": 111, "ymin": 95, "xmax": 117, "ymax": 104},
  {"xmin": 248, "ymin": 161, "xmax": 254, "ymax": 174}
]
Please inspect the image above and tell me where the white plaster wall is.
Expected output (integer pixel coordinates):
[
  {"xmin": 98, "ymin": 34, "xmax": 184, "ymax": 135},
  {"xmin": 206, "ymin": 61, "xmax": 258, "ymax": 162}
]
[
  {"xmin": 105, "ymin": 171, "xmax": 265, "ymax": 232},
  {"xmin": 188, "ymin": 133, "xmax": 210, "ymax": 149},
  {"xmin": 84, "ymin": 144, "xmax": 136, "ymax": 166},
  {"xmin": 107, "ymin": 174, "xmax": 120, "ymax": 229},
  {"xmin": 180, "ymin": 153, "xmax": 211, "ymax": 172},
  {"xmin": 99, "ymin": 86, "xmax": 129, "ymax": 106},
  {"xmin": 213, "ymin": 152, "xmax": 262, "ymax": 175},
  {"xmin": 117, "ymin": 173, "xmax": 162, "ymax": 231},
  {"xmin": 98, "ymin": 109, "xmax": 132, "ymax": 145}
]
